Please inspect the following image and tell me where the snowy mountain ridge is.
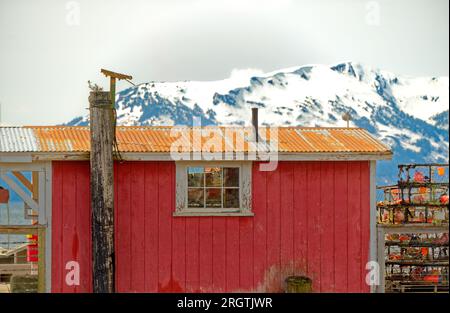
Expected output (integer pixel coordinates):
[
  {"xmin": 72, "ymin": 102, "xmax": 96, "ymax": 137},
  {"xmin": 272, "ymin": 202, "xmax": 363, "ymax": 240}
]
[{"xmin": 68, "ymin": 62, "xmax": 449, "ymax": 184}]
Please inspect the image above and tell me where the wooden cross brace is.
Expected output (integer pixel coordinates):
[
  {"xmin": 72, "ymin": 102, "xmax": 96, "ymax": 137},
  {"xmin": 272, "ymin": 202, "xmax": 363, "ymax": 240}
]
[{"xmin": 100, "ymin": 69, "xmax": 133, "ymax": 108}]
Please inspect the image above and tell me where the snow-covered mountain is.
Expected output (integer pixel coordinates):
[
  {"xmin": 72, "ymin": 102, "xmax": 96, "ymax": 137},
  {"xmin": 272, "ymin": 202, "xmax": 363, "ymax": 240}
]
[{"xmin": 68, "ymin": 62, "xmax": 449, "ymax": 184}]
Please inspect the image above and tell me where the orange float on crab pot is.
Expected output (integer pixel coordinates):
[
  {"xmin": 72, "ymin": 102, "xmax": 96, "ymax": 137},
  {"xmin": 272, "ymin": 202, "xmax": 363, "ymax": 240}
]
[
  {"xmin": 421, "ymin": 248, "xmax": 428, "ymax": 257},
  {"xmin": 419, "ymin": 187, "xmax": 427, "ymax": 194},
  {"xmin": 423, "ymin": 275, "xmax": 439, "ymax": 283},
  {"xmin": 414, "ymin": 171, "xmax": 425, "ymax": 182}
]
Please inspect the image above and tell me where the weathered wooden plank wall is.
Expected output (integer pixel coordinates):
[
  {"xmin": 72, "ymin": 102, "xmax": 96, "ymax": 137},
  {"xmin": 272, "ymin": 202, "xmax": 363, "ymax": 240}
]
[{"xmin": 51, "ymin": 160, "xmax": 371, "ymax": 292}]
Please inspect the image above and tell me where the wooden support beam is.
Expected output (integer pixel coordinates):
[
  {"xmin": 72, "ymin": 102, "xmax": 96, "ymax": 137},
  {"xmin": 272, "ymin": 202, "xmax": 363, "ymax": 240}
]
[
  {"xmin": 100, "ymin": 68, "xmax": 132, "ymax": 109},
  {"xmin": 0, "ymin": 225, "xmax": 42, "ymax": 235},
  {"xmin": 32, "ymin": 171, "xmax": 40, "ymax": 219},
  {"xmin": 100, "ymin": 69, "xmax": 132, "ymax": 81},
  {"xmin": 32, "ymin": 171, "xmax": 39, "ymax": 201},
  {"xmin": 89, "ymin": 90, "xmax": 115, "ymax": 293},
  {"xmin": 37, "ymin": 227, "xmax": 46, "ymax": 293},
  {"xmin": 0, "ymin": 173, "xmax": 39, "ymax": 211},
  {"xmin": 12, "ymin": 171, "xmax": 33, "ymax": 191}
]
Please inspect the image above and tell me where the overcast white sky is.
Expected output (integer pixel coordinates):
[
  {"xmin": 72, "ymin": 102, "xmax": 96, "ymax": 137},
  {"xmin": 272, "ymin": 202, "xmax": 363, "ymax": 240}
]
[{"xmin": 0, "ymin": 0, "xmax": 448, "ymax": 125}]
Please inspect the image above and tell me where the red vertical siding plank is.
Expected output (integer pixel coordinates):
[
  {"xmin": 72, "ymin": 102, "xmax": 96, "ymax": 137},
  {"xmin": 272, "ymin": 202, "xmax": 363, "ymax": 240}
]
[
  {"xmin": 239, "ymin": 216, "xmax": 254, "ymax": 291},
  {"xmin": 199, "ymin": 217, "xmax": 213, "ymax": 291},
  {"xmin": 171, "ymin": 170, "xmax": 186, "ymax": 293},
  {"xmin": 280, "ymin": 163, "xmax": 294, "ymax": 280},
  {"xmin": 75, "ymin": 162, "xmax": 91, "ymax": 292},
  {"xmin": 130, "ymin": 162, "xmax": 146, "ymax": 292},
  {"xmin": 185, "ymin": 218, "xmax": 199, "ymax": 292},
  {"xmin": 252, "ymin": 164, "xmax": 267, "ymax": 291},
  {"xmin": 212, "ymin": 217, "xmax": 226, "ymax": 292},
  {"xmin": 51, "ymin": 162, "xmax": 63, "ymax": 292},
  {"xmin": 144, "ymin": 162, "xmax": 159, "ymax": 292},
  {"xmin": 320, "ymin": 162, "xmax": 335, "ymax": 292},
  {"xmin": 158, "ymin": 162, "xmax": 173, "ymax": 292},
  {"xmin": 113, "ymin": 162, "xmax": 119, "ymax": 290},
  {"xmin": 293, "ymin": 162, "xmax": 308, "ymax": 278},
  {"xmin": 360, "ymin": 161, "xmax": 371, "ymax": 292},
  {"xmin": 307, "ymin": 162, "xmax": 321, "ymax": 291},
  {"xmin": 347, "ymin": 162, "xmax": 362, "ymax": 292},
  {"xmin": 61, "ymin": 163, "xmax": 77, "ymax": 293},
  {"xmin": 116, "ymin": 162, "xmax": 132, "ymax": 292},
  {"xmin": 334, "ymin": 162, "xmax": 348, "ymax": 292},
  {"xmin": 266, "ymin": 167, "xmax": 281, "ymax": 291},
  {"xmin": 226, "ymin": 218, "xmax": 240, "ymax": 292},
  {"xmin": 172, "ymin": 164, "xmax": 186, "ymax": 292},
  {"xmin": 172, "ymin": 214, "xmax": 186, "ymax": 291}
]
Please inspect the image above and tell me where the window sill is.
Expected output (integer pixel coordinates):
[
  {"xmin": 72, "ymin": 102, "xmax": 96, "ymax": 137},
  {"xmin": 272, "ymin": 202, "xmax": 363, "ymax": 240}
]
[{"xmin": 173, "ymin": 211, "xmax": 254, "ymax": 217}]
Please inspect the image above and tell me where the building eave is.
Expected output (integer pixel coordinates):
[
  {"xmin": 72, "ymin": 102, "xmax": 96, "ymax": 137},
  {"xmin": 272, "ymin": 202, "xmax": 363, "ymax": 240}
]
[{"xmin": 1, "ymin": 151, "xmax": 393, "ymax": 162}]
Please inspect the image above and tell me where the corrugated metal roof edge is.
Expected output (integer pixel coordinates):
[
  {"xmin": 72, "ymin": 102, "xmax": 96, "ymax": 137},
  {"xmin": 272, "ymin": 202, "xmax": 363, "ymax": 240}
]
[
  {"xmin": 17, "ymin": 125, "xmax": 379, "ymax": 130},
  {"xmin": 0, "ymin": 151, "xmax": 393, "ymax": 163},
  {"xmin": 0, "ymin": 126, "xmax": 393, "ymax": 155}
]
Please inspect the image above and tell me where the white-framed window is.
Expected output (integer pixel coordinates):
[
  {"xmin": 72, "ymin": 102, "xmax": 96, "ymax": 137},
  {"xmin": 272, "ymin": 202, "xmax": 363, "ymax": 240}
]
[{"xmin": 174, "ymin": 161, "xmax": 253, "ymax": 216}]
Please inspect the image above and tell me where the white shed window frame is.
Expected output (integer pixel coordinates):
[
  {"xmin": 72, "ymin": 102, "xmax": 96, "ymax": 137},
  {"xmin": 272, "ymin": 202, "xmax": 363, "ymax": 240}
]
[{"xmin": 174, "ymin": 161, "xmax": 253, "ymax": 217}]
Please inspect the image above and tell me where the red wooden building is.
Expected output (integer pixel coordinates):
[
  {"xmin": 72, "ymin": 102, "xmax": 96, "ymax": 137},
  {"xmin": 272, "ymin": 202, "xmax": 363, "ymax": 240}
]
[{"xmin": 0, "ymin": 126, "xmax": 392, "ymax": 292}]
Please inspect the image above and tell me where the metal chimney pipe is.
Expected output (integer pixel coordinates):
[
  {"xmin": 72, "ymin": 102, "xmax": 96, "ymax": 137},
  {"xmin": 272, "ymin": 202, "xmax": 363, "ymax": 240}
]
[{"xmin": 252, "ymin": 107, "xmax": 259, "ymax": 143}]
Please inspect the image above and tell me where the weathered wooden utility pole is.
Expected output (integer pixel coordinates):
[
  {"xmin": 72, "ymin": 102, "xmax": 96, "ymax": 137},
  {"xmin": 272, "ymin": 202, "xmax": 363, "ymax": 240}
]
[
  {"xmin": 89, "ymin": 90, "xmax": 115, "ymax": 293},
  {"xmin": 90, "ymin": 69, "xmax": 132, "ymax": 293}
]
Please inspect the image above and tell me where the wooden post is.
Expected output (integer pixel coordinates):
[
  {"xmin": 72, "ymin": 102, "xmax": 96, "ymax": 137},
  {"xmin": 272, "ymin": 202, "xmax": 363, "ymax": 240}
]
[
  {"xmin": 37, "ymin": 227, "xmax": 46, "ymax": 293},
  {"xmin": 89, "ymin": 91, "xmax": 115, "ymax": 293}
]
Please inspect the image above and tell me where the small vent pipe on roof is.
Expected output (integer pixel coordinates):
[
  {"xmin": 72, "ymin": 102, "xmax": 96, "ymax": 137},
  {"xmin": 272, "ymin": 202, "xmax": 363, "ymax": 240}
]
[{"xmin": 252, "ymin": 107, "xmax": 259, "ymax": 143}]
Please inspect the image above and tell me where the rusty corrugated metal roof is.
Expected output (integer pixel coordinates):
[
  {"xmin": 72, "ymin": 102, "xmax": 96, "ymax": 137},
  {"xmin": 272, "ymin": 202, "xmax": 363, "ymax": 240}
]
[{"xmin": 0, "ymin": 126, "xmax": 392, "ymax": 155}]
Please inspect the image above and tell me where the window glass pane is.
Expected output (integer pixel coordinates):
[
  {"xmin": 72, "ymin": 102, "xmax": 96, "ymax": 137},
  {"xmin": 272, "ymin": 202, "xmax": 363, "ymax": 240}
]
[
  {"xmin": 224, "ymin": 188, "xmax": 239, "ymax": 208},
  {"xmin": 188, "ymin": 188, "xmax": 204, "ymax": 207},
  {"xmin": 224, "ymin": 167, "xmax": 239, "ymax": 187},
  {"xmin": 205, "ymin": 188, "xmax": 222, "ymax": 208},
  {"xmin": 188, "ymin": 167, "xmax": 204, "ymax": 187},
  {"xmin": 205, "ymin": 167, "xmax": 222, "ymax": 187}
]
